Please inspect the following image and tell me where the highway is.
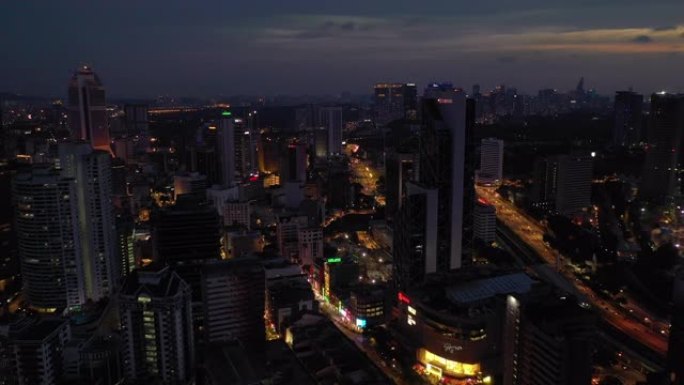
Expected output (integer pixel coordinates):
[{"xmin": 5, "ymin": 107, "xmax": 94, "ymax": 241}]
[{"xmin": 477, "ymin": 186, "xmax": 669, "ymax": 357}]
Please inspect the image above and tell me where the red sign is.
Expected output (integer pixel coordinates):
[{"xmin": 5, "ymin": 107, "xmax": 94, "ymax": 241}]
[{"xmin": 398, "ymin": 292, "xmax": 411, "ymax": 304}]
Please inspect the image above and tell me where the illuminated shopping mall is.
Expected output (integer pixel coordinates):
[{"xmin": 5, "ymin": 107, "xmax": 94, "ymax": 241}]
[{"xmin": 395, "ymin": 270, "xmax": 535, "ymax": 384}]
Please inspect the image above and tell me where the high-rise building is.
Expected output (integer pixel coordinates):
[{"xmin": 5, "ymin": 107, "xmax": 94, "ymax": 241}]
[
  {"xmin": 478, "ymin": 138, "xmax": 504, "ymax": 186},
  {"xmin": 419, "ymin": 83, "xmax": 475, "ymax": 270},
  {"xmin": 13, "ymin": 168, "xmax": 85, "ymax": 310},
  {"xmin": 504, "ymin": 290, "xmax": 595, "ymax": 385},
  {"xmin": 668, "ymin": 270, "xmax": 684, "ymax": 385},
  {"xmin": 13, "ymin": 320, "xmax": 71, "ymax": 385},
  {"xmin": 474, "ymin": 199, "xmax": 496, "ymax": 244},
  {"xmin": 385, "ymin": 150, "xmax": 418, "ymax": 221},
  {"xmin": 67, "ymin": 66, "xmax": 110, "ymax": 152},
  {"xmin": 217, "ymin": 112, "xmax": 236, "ymax": 186},
  {"xmin": 612, "ymin": 91, "xmax": 643, "ymax": 147},
  {"xmin": 153, "ymin": 196, "xmax": 220, "ymax": 265},
  {"xmin": 374, "ymin": 83, "xmax": 418, "ymax": 124},
  {"xmin": 119, "ymin": 265, "xmax": 194, "ymax": 384},
  {"xmin": 123, "ymin": 104, "xmax": 149, "ymax": 138},
  {"xmin": 394, "ymin": 84, "xmax": 476, "ymax": 290},
  {"xmin": 58, "ymin": 142, "xmax": 118, "ymax": 301},
  {"xmin": 532, "ymin": 155, "xmax": 593, "ymax": 216},
  {"xmin": 201, "ymin": 259, "xmax": 265, "ymax": 351},
  {"xmin": 283, "ymin": 142, "xmax": 308, "ymax": 183},
  {"xmin": 318, "ymin": 107, "xmax": 343, "ymax": 156},
  {"xmin": 641, "ymin": 93, "xmax": 684, "ymax": 201},
  {"xmin": 173, "ymin": 172, "xmax": 208, "ymax": 201},
  {"xmin": 393, "ymin": 183, "xmax": 438, "ymax": 290}
]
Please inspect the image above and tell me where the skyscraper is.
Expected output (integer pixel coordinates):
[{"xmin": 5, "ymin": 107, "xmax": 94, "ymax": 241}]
[
  {"xmin": 532, "ymin": 155, "xmax": 593, "ymax": 216},
  {"xmin": 13, "ymin": 168, "xmax": 84, "ymax": 310},
  {"xmin": 123, "ymin": 104, "xmax": 149, "ymax": 138},
  {"xmin": 217, "ymin": 112, "xmax": 236, "ymax": 186},
  {"xmin": 393, "ymin": 183, "xmax": 438, "ymax": 290},
  {"xmin": 419, "ymin": 83, "xmax": 475, "ymax": 271},
  {"xmin": 119, "ymin": 265, "xmax": 194, "ymax": 384},
  {"xmin": 394, "ymin": 83, "xmax": 476, "ymax": 290},
  {"xmin": 641, "ymin": 93, "xmax": 684, "ymax": 201},
  {"xmin": 374, "ymin": 83, "xmax": 418, "ymax": 124},
  {"xmin": 58, "ymin": 142, "xmax": 118, "ymax": 301},
  {"xmin": 478, "ymin": 138, "xmax": 504, "ymax": 186},
  {"xmin": 282, "ymin": 141, "xmax": 308, "ymax": 183},
  {"xmin": 612, "ymin": 91, "xmax": 643, "ymax": 147},
  {"xmin": 201, "ymin": 259, "xmax": 265, "ymax": 350},
  {"xmin": 152, "ymin": 195, "xmax": 221, "ymax": 296},
  {"xmin": 504, "ymin": 291, "xmax": 595, "ymax": 385},
  {"xmin": 385, "ymin": 150, "xmax": 418, "ymax": 221},
  {"xmin": 318, "ymin": 107, "xmax": 343, "ymax": 156},
  {"xmin": 474, "ymin": 199, "xmax": 496, "ymax": 244},
  {"xmin": 67, "ymin": 66, "xmax": 110, "ymax": 152}
]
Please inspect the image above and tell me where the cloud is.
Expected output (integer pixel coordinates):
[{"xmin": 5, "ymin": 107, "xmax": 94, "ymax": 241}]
[
  {"xmin": 631, "ymin": 35, "xmax": 653, "ymax": 43},
  {"xmin": 497, "ymin": 56, "xmax": 518, "ymax": 63}
]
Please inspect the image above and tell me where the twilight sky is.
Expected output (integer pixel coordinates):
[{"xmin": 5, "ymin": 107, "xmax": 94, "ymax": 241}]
[{"xmin": 2, "ymin": 0, "xmax": 684, "ymax": 98}]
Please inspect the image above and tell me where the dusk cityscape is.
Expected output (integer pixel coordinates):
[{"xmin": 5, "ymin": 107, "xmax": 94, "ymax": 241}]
[{"xmin": 1, "ymin": 2, "xmax": 684, "ymax": 385}]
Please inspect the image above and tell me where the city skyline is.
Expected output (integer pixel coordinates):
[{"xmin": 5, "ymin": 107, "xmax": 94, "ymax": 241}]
[{"xmin": 2, "ymin": 1, "xmax": 684, "ymax": 97}]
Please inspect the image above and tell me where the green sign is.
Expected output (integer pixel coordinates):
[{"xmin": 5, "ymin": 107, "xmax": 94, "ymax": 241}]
[
  {"xmin": 327, "ymin": 257, "xmax": 342, "ymax": 263},
  {"xmin": 221, "ymin": 111, "xmax": 232, "ymax": 116}
]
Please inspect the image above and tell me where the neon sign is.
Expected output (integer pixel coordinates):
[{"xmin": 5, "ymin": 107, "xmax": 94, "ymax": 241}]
[
  {"xmin": 398, "ymin": 292, "xmax": 410, "ymax": 304},
  {"xmin": 327, "ymin": 257, "xmax": 342, "ymax": 263}
]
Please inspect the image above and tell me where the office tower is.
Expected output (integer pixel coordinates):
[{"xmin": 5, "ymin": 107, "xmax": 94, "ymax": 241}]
[
  {"xmin": 13, "ymin": 319, "xmax": 71, "ymax": 385},
  {"xmin": 217, "ymin": 112, "xmax": 236, "ymax": 186},
  {"xmin": 201, "ymin": 259, "xmax": 265, "ymax": 350},
  {"xmin": 668, "ymin": 271, "xmax": 684, "ymax": 385},
  {"xmin": 173, "ymin": 172, "xmax": 208, "ymax": 201},
  {"xmin": 393, "ymin": 183, "xmax": 438, "ymax": 290},
  {"xmin": 478, "ymin": 138, "xmax": 504, "ymax": 185},
  {"xmin": 67, "ymin": 66, "xmax": 110, "ymax": 152},
  {"xmin": 504, "ymin": 292, "xmax": 595, "ymax": 385},
  {"xmin": 119, "ymin": 265, "xmax": 194, "ymax": 384},
  {"xmin": 152, "ymin": 195, "xmax": 220, "ymax": 287},
  {"xmin": 123, "ymin": 104, "xmax": 149, "ymax": 138},
  {"xmin": 641, "ymin": 93, "xmax": 684, "ymax": 201},
  {"xmin": 374, "ymin": 82, "xmax": 418, "ymax": 124},
  {"xmin": 152, "ymin": 195, "xmax": 220, "ymax": 345},
  {"xmin": 58, "ymin": 142, "xmax": 119, "ymax": 301},
  {"xmin": 186, "ymin": 146, "xmax": 220, "ymax": 185},
  {"xmin": 318, "ymin": 107, "xmax": 343, "ymax": 156},
  {"xmin": 13, "ymin": 168, "xmax": 85, "ymax": 310},
  {"xmin": 418, "ymin": 83, "xmax": 475, "ymax": 270},
  {"xmin": 613, "ymin": 91, "xmax": 643, "ymax": 147},
  {"xmin": 385, "ymin": 150, "xmax": 418, "ymax": 221},
  {"xmin": 474, "ymin": 199, "xmax": 496, "ymax": 244},
  {"xmin": 283, "ymin": 142, "xmax": 308, "ymax": 183},
  {"xmin": 297, "ymin": 227, "xmax": 324, "ymax": 266},
  {"xmin": 532, "ymin": 155, "xmax": 593, "ymax": 216}
]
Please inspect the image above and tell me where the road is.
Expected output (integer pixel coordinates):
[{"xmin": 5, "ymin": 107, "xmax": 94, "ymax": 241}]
[
  {"xmin": 477, "ymin": 186, "xmax": 669, "ymax": 357},
  {"xmin": 317, "ymin": 296, "xmax": 409, "ymax": 385}
]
